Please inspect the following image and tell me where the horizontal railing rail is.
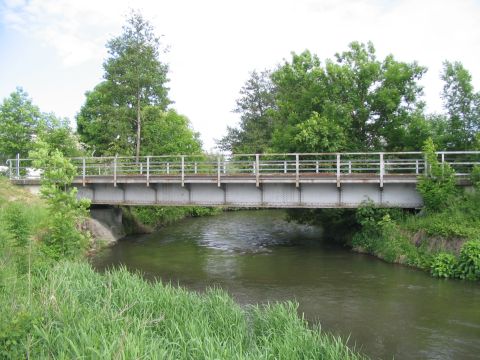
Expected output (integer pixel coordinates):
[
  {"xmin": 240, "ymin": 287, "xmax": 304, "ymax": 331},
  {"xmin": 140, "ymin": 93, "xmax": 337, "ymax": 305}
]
[{"xmin": 6, "ymin": 151, "xmax": 480, "ymax": 187}]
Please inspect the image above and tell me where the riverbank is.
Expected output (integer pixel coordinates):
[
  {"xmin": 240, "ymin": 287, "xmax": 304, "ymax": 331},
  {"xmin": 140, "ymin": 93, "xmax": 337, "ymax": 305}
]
[
  {"xmin": 0, "ymin": 179, "xmax": 364, "ymax": 359},
  {"xmin": 351, "ymin": 191, "xmax": 480, "ymax": 280}
]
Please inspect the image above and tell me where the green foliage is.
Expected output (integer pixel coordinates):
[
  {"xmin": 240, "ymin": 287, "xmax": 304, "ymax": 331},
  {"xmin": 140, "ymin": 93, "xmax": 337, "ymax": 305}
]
[
  {"xmin": 3, "ymin": 203, "xmax": 31, "ymax": 273},
  {"xmin": 30, "ymin": 141, "xmax": 90, "ymax": 260},
  {"xmin": 441, "ymin": 61, "xmax": 480, "ymax": 150},
  {"xmin": 218, "ymin": 70, "xmax": 276, "ymax": 153},
  {"xmin": 417, "ymin": 138, "xmax": 457, "ymax": 211},
  {"xmin": 0, "ymin": 311, "xmax": 36, "ymax": 360},
  {"xmin": 0, "ymin": 88, "xmax": 81, "ymax": 158},
  {"xmin": 141, "ymin": 109, "xmax": 202, "ymax": 155},
  {"xmin": 430, "ymin": 253, "xmax": 457, "ymax": 278},
  {"xmin": 132, "ymin": 206, "xmax": 220, "ymax": 228},
  {"xmin": 471, "ymin": 165, "xmax": 480, "ymax": 189},
  {"xmin": 0, "ymin": 87, "xmax": 42, "ymax": 158},
  {"xmin": 456, "ymin": 240, "xmax": 480, "ymax": 281}
]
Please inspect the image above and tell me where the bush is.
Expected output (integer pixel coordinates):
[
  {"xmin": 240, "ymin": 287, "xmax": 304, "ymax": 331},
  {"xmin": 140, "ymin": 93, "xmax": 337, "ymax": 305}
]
[
  {"xmin": 417, "ymin": 138, "xmax": 457, "ymax": 212},
  {"xmin": 456, "ymin": 240, "xmax": 480, "ymax": 281},
  {"xmin": 430, "ymin": 253, "xmax": 457, "ymax": 278},
  {"xmin": 471, "ymin": 165, "xmax": 480, "ymax": 189}
]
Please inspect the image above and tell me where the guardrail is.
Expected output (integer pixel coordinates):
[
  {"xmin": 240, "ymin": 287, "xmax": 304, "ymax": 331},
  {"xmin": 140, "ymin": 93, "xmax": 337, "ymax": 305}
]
[{"xmin": 6, "ymin": 151, "xmax": 480, "ymax": 187}]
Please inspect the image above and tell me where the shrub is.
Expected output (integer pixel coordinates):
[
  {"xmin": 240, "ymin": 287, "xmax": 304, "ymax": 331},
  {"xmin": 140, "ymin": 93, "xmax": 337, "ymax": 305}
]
[
  {"xmin": 30, "ymin": 140, "xmax": 90, "ymax": 260},
  {"xmin": 471, "ymin": 165, "xmax": 480, "ymax": 189},
  {"xmin": 430, "ymin": 253, "xmax": 457, "ymax": 278},
  {"xmin": 456, "ymin": 240, "xmax": 480, "ymax": 281},
  {"xmin": 417, "ymin": 138, "xmax": 457, "ymax": 212}
]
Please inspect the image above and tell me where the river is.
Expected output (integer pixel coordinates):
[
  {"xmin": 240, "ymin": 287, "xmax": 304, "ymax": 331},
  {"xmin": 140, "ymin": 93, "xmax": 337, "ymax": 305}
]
[{"xmin": 92, "ymin": 210, "xmax": 480, "ymax": 359}]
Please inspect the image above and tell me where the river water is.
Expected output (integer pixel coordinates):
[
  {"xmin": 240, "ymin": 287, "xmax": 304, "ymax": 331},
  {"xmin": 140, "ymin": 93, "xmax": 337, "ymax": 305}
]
[{"xmin": 92, "ymin": 210, "xmax": 480, "ymax": 359}]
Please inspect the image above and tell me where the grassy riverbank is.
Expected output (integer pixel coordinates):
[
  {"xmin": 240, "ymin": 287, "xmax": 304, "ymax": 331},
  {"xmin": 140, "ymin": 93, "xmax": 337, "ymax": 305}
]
[
  {"xmin": 351, "ymin": 191, "xmax": 480, "ymax": 280},
  {"xmin": 0, "ymin": 179, "xmax": 364, "ymax": 359}
]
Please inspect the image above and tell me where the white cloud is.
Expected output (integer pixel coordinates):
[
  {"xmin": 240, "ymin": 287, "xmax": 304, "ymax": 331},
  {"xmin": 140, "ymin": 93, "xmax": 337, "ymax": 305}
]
[{"xmin": 1, "ymin": 0, "xmax": 480, "ymax": 150}]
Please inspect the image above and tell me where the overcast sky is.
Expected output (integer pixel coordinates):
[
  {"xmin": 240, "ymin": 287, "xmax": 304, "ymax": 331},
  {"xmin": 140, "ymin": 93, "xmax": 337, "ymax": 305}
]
[{"xmin": 1, "ymin": 0, "xmax": 480, "ymax": 151}]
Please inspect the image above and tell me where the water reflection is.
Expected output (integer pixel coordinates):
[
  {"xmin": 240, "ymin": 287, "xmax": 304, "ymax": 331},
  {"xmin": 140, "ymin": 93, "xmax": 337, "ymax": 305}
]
[{"xmin": 92, "ymin": 210, "xmax": 480, "ymax": 359}]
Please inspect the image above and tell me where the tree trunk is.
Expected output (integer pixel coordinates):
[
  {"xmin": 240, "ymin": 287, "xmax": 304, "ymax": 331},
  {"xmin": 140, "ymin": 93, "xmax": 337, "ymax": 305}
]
[{"xmin": 136, "ymin": 96, "xmax": 141, "ymax": 163}]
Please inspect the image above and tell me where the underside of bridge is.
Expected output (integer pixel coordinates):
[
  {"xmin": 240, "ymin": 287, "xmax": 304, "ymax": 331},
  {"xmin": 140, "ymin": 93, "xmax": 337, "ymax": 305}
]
[{"xmin": 73, "ymin": 179, "xmax": 423, "ymax": 208}]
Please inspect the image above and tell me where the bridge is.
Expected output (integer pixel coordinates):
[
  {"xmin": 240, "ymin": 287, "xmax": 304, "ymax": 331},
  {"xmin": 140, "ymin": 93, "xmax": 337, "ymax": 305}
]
[{"xmin": 7, "ymin": 151, "xmax": 479, "ymax": 208}]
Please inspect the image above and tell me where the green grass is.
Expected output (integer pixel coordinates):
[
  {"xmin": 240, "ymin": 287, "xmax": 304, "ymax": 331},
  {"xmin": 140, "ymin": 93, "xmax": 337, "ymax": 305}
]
[{"xmin": 1, "ymin": 262, "xmax": 365, "ymax": 359}]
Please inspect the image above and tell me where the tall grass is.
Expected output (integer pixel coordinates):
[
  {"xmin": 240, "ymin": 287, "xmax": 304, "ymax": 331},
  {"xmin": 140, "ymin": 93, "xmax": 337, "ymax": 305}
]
[{"xmin": 1, "ymin": 262, "xmax": 365, "ymax": 359}]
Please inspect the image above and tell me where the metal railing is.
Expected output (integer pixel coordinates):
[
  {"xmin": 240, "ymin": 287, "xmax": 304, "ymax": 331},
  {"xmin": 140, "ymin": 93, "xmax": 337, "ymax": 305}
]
[{"xmin": 6, "ymin": 151, "xmax": 480, "ymax": 187}]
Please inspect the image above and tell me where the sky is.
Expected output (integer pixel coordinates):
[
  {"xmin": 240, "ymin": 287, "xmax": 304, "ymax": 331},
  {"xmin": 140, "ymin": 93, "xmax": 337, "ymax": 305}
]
[{"xmin": 1, "ymin": 0, "xmax": 480, "ymax": 151}]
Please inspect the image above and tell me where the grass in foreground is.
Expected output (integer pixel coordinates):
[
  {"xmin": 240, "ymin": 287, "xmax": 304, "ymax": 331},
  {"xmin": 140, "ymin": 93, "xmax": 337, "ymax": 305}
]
[{"xmin": 0, "ymin": 261, "xmax": 365, "ymax": 359}]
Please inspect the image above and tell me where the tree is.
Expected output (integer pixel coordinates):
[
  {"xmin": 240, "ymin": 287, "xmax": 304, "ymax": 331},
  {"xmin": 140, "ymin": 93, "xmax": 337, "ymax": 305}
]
[
  {"xmin": 441, "ymin": 61, "xmax": 480, "ymax": 150},
  {"xmin": 0, "ymin": 88, "xmax": 81, "ymax": 158},
  {"xmin": 142, "ymin": 109, "xmax": 202, "ymax": 155},
  {"xmin": 0, "ymin": 88, "xmax": 42, "ymax": 158},
  {"xmin": 218, "ymin": 70, "xmax": 276, "ymax": 153},
  {"xmin": 77, "ymin": 11, "xmax": 170, "ymax": 160},
  {"xmin": 270, "ymin": 42, "xmax": 426, "ymax": 152}
]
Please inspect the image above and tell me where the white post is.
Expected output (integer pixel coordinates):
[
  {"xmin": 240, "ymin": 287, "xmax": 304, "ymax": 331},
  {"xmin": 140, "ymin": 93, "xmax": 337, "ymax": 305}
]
[
  {"xmin": 295, "ymin": 154, "xmax": 299, "ymax": 188},
  {"xmin": 181, "ymin": 156, "xmax": 185, "ymax": 187},
  {"xmin": 194, "ymin": 162, "xmax": 198, "ymax": 174},
  {"xmin": 380, "ymin": 153, "xmax": 384, "ymax": 188},
  {"xmin": 113, "ymin": 156, "xmax": 117, "ymax": 187},
  {"xmin": 217, "ymin": 156, "xmax": 221, "ymax": 187},
  {"xmin": 316, "ymin": 160, "xmax": 319, "ymax": 173},
  {"xmin": 256, "ymin": 154, "xmax": 260, "ymax": 187},
  {"xmin": 336, "ymin": 153, "xmax": 341, "ymax": 188},
  {"xmin": 146, "ymin": 156, "xmax": 150, "ymax": 187},
  {"xmin": 415, "ymin": 159, "xmax": 419, "ymax": 175},
  {"xmin": 348, "ymin": 161, "xmax": 352, "ymax": 174},
  {"xmin": 16, "ymin": 153, "xmax": 20, "ymax": 179},
  {"xmin": 284, "ymin": 161, "xmax": 287, "ymax": 174},
  {"xmin": 82, "ymin": 158, "xmax": 86, "ymax": 187}
]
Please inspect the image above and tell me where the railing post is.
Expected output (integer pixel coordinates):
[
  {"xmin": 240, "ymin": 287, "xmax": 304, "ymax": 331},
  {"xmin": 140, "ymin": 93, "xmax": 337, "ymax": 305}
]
[
  {"xmin": 217, "ymin": 156, "xmax": 221, "ymax": 187},
  {"xmin": 223, "ymin": 161, "xmax": 227, "ymax": 174},
  {"xmin": 380, "ymin": 152, "xmax": 384, "ymax": 188},
  {"xmin": 316, "ymin": 160, "xmax": 319, "ymax": 173},
  {"xmin": 146, "ymin": 156, "xmax": 150, "ymax": 187},
  {"xmin": 194, "ymin": 162, "xmax": 198, "ymax": 174},
  {"xmin": 167, "ymin": 162, "xmax": 170, "ymax": 175},
  {"xmin": 336, "ymin": 153, "xmax": 341, "ymax": 188},
  {"xmin": 113, "ymin": 155, "xmax": 117, "ymax": 187},
  {"xmin": 295, "ymin": 154, "xmax": 300, "ymax": 188},
  {"xmin": 415, "ymin": 159, "xmax": 419, "ymax": 175},
  {"xmin": 284, "ymin": 160, "xmax": 287, "ymax": 174},
  {"xmin": 82, "ymin": 158, "xmax": 86, "ymax": 187},
  {"xmin": 181, "ymin": 156, "xmax": 185, "ymax": 187},
  {"xmin": 16, "ymin": 153, "xmax": 20, "ymax": 179},
  {"xmin": 255, "ymin": 154, "xmax": 260, "ymax": 187},
  {"xmin": 348, "ymin": 161, "xmax": 352, "ymax": 174}
]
